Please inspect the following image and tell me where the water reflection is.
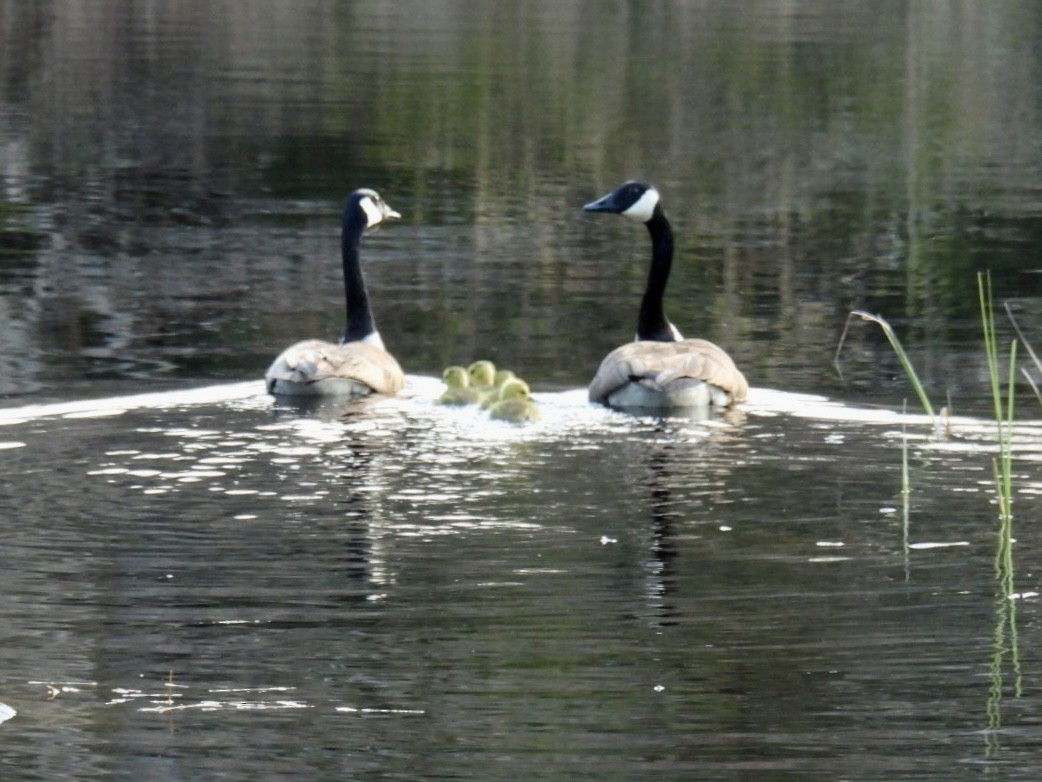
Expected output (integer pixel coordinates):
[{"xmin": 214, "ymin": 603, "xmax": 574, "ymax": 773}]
[
  {"xmin": 4, "ymin": 1, "xmax": 1042, "ymax": 778},
  {"xmin": 2, "ymin": 379, "xmax": 1042, "ymax": 778},
  {"xmin": 643, "ymin": 445, "xmax": 681, "ymax": 624}
]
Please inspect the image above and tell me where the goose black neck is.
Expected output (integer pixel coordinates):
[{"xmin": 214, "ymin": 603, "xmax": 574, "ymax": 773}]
[
  {"xmin": 636, "ymin": 207, "xmax": 676, "ymax": 342},
  {"xmin": 340, "ymin": 209, "xmax": 377, "ymax": 343}
]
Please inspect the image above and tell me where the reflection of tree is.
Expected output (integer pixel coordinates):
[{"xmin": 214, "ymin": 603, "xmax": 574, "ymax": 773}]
[{"xmin": 2, "ymin": 1, "xmax": 1041, "ymax": 393}]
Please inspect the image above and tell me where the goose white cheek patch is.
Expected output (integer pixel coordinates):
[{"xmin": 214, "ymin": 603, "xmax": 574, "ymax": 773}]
[
  {"xmin": 360, "ymin": 195, "xmax": 385, "ymax": 227},
  {"xmin": 622, "ymin": 187, "xmax": 660, "ymax": 222}
]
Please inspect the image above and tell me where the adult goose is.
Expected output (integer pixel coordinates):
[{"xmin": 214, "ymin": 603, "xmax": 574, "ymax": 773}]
[
  {"xmin": 265, "ymin": 188, "xmax": 405, "ymax": 397},
  {"xmin": 583, "ymin": 181, "xmax": 748, "ymax": 411}
]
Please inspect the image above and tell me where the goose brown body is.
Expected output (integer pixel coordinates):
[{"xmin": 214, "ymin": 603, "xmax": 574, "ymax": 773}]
[
  {"xmin": 588, "ymin": 338, "xmax": 747, "ymax": 409},
  {"xmin": 267, "ymin": 339, "xmax": 404, "ymax": 397}
]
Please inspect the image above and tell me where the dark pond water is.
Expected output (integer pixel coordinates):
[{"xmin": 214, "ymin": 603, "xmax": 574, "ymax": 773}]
[
  {"xmin": 2, "ymin": 382, "xmax": 1041, "ymax": 780},
  {"xmin": 2, "ymin": 2, "xmax": 1042, "ymax": 780}
]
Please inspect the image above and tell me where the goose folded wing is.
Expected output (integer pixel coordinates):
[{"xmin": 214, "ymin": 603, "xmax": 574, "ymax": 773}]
[
  {"xmin": 589, "ymin": 339, "xmax": 747, "ymax": 403},
  {"xmin": 268, "ymin": 339, "xmax": 404, "ymax": 394}
]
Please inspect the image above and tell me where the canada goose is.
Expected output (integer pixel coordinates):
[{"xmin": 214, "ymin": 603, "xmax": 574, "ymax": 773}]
[
  {"xmin": 265, "ymin": 188, "xmax": 404, "ymax": 397},
  {"xmin": 437, "ymin": 365, "xmax": 482, "ymax": 406},
  {"xmin": 583, "ymin": 181, "xmax": 748, "ymax": 411},
  {"xmin": 488, "ymin": 378, "xmax": 540, "ymax": 422}
]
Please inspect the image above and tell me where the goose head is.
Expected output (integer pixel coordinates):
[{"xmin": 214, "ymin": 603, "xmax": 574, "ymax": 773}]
[
  {"xmin": 583, "ymin": 180, "xmax": 660, "ymax": 224},
  {"xmin": 441, "ymin": 365, "xmax": 470, "ymax": 388},
  {"xmin": 348, "ymin": 188, "xmax": 401, "ymax": 234},
  {"xmin": 437, "ymin": 364, "xmax": 483, "ymax": 405},
  {"xmin": 498, "ymin": 378, "xmax": 531, "ymax": 402},
  {"xmin": 468, "ymin": 360, "xmax": 497, "ymax": 388}
]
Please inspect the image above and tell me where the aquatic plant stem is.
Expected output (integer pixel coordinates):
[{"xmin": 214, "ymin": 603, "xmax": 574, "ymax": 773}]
[
  {"xmin": 1004, "ymin": 302, "xmax": 1042, "ymax": 409},
  {"xmin": 980, "ymin": 271, "xmax": 1022, "ymax": 752},
  {"xmin": 979, "ymin": 273, "xmax": 1002, "ymax": 425},
  {"xmin": 901, "ymin": 401, "xmax": 911, "ymax": 582},
  {"xmin": 836, "ymin": 310, "xmax": 935, "ymax": 422},
  {"xmin": 979, "ymin": 272, "xmax": 1015, "ymax": 523}
]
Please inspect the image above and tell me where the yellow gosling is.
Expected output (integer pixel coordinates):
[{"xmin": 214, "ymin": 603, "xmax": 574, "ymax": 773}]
[
  {"xmin": 480, "ymin": 368, "xmax": 519, "ymax": 408},
  {"xmin": 488, "ymin": 378, "xmax": 540, "ymax": 423},
  {"xmin": 437, "ymin": 365, "xmax": 482, "ymax": 406},
  {"xmin": 468, "ymin": 360, "xmax": 497, "ymax": 389}
]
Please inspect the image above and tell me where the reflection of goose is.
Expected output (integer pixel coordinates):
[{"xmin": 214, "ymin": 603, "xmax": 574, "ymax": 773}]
[
  {"xmin": 437, "ymin": 366, "xmax": 482, "ymax": 406},
  {"xmin": 488, "ymin": 378, "xmax": 540, "ymax": 423},
  {"xmin": 583, "ymin": 181, "xmax": 748, "ymax": 411},
  {"xmin": 266, "ymin": 189, "xmax": 404, "ymax": 397}
]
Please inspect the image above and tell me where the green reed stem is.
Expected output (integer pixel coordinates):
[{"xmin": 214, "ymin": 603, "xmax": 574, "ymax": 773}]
[
  {"xmin": 900, "ymin": 402, "xmax": 911, "ymax": 582},
  {"xmin": 837, "ymin": 311, "xmax": 935, "ymax": 421},
  {"xmin": 1004, "ymin": 302, "xmax": 1042, "ymax": 410},
  {"xmin": 980, "ymin": 271, "xmax": 1022, "ymax": 752},
  {"xmin": 979, "ymin": 273, "xmax": 1003, "ymax": 425},
  {"xmin": 979, "ymin": 272, "xmax": 1015, "ymax": 522}
]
